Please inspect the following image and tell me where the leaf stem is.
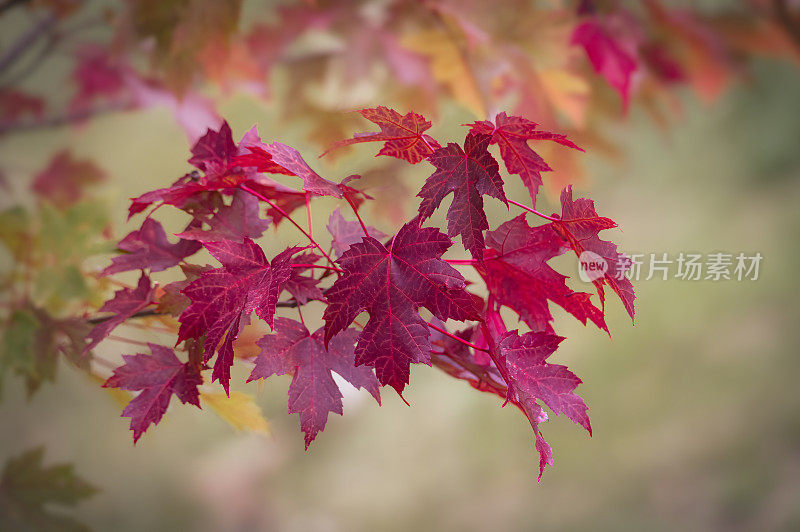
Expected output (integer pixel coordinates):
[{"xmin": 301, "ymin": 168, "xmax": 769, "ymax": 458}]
[
  {"xmin": 427, "ymin": 321, "xmax": 489, "ymax": 353},
  {"xmin": 291, "ymin": 263, "xmax": 344, "ymax": 274},
  {"xmin": 240, "ymin": 183, "xmax": 337, "ymax": 268},
  {"xmin": 304, "ymin": 192, "xmax": 313, "ymax": 238},
  {"xmin": 344, "ymin": 194, "xmax": 370, "ymax": 237},
  {"xmin": 107, "ymin": 335, "xmax": 151, "ymax": 347},
  {"xmin": 507, "ymin": 198, "xmax": 560, "ymax": 222}
]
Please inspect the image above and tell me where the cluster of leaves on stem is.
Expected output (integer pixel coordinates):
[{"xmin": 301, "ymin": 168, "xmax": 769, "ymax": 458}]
[{"xmin": 91, "ymin": 107, "xmax": 635, "ymax": 478}]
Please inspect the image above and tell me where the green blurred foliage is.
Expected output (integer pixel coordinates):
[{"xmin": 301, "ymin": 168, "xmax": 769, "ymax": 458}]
[{"xmin": 0, "ymin": 447, "xmax": 97, "ymax": 531}]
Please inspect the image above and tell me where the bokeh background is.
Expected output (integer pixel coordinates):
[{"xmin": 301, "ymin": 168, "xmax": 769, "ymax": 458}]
[{"xmin": 1, "ymin": 1, "xmax": 800, "ymax": 531}]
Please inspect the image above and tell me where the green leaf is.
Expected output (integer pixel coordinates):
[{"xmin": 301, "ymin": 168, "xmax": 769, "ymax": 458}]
[{"xmin": 0, "ymin": 447, "xmax": 97, "ymax": 532}]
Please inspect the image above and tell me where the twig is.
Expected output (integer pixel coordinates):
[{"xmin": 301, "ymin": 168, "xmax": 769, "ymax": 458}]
[
  {"xmin": 240, "ymin": 183, "xmax": 338, "ymax": 268},
  {"xmin": 0, "ymin": 99, "xmax": 136, "ymax": 135},
  {"xmin": 0, "ymin": 13, "xmax": 57, "ymax": 76}
]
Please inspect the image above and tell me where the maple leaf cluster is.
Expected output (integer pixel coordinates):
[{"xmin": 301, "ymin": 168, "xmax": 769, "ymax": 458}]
[{"xmin": 91, "ymin": 106, "xmax": 636, "ymax": 478}]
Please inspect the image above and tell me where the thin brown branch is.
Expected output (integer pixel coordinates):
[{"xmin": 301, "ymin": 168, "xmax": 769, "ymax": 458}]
[
  {"xmin": 0, "ymin": 13, "xmax": 57, "ymax": 76},
  {"xmin": 0, "ymin": 99, "xmax": 135, "ymax": 135},
  {"xmin": 773, "ymin": 0, "xmax": 800, "ymax": 49},
  {"xmin": 86, "ymin": 300, "xmax": 302, "ymax": 325}
]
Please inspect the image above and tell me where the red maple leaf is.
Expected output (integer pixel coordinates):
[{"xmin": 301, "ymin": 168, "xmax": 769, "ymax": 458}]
[
  {"xmin": 101, "ymin": 218, "xmax": 201, "ymax": 276},
  {"xmin": 326, "ymin": 206, "xmax": 387, "ymax": 257},
  {"xmin": 230, "ymin": 145, "xmax": 294, "ymax": 175},
  {"xmin": 177, "ymin": 189, "xmax": 271, "ymax": 243},
  {"xmin": 321, "ymin": 106, "xmax": 441, "ymax": 164},
  {"xmin": 85, "ymin": 274, "xmax": 155, "ymax": 352},
  {"xmin": 31, "ymin": 151, "xmax": 106, "ymax": 208},
  {"xmin": 552, "ymin": 186, "xmax": 635, "ymax": 321},
  {"xmin": 229, "ymin": 125, "xmax": 296, "ymax": 176},
  {"xmin": 479, "ymin": 215, "xmax": 607, "ymax": 333},
  {"xmin": 0, "ymin": 88, "xmax": 45, "ymax": 122},
  {"xmin": 323, "ymin": 220, "xmax": 480, "ymax": 393},
  {"xmin": 571, "ymin": 15, "xmax": 640, "ymax": 108},
  {"xmin": 262, "ymin": 142, "xmax": 343, "ymax": 197},
  {"xmin": 177, "ymin": 240, "xmax": 301, "ymax": 392},
  {"xmin": 127, "ymin": 176, "xmax": 209, "ymax": 219},
  {"xmin": 103, "ymin": 343, "xmax": 202, "ymax": 443},
  {"xmin": 418, "ymin": 132, "xmax": 507, "ymax": 260},
  {"xmin": 128, "ymin": 122, "xmax": 267, "ymax": 218},
  {"xmin": 466, "ymin": 113, "xmax": 582, "ymax": 206},
  {"xmin": 248, "ymin": 318, "xmax": 380, "ymax": 448},
  {"xmin": 70, "ymin": 45, "xmax": 126, "ymax": 110},
  {"xmin": 188, "ymin": 120, "xmax": 238, "ymax": 177},
  {"xmin": 499, "ymin": 331, "xmax": 590, "ymax": 432},
  {"xmin": 497, "ymin": 330, "xmax": 590, "ymax": 479}
]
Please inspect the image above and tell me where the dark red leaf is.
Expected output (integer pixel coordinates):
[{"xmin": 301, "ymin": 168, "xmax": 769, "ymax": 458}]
[
  {"xmin": 230, "ymin": 145, "xmax": 295, "ymax": 175},
  {"xmin": 85, "ymin": 274, "xmax": 155, "ymax": 352},
  {"xmin": 553, "ymin": 186, "xmax": 635, "ymax": 321},
  {"xmin": 285, "ymin": 252, "xmax": 325, "ymax": 304},
  {"xmin": 188, "ymin": 120, "xmax": 238, "ymax": 175},
  {"xmin": 323, "ymin": 220, "xmax": 480, "ymax": 393},
  {"xmin": 103, "ymin": 343, "xmax": 202, "ymax": 443},
  {"xmin": 571, "ymin": 15, "xmax": 639, "ymax": 108},
  {"xmin": 466, "ymin": 113, "xmax": 582, "ymax": 206},
  {"xmin": 326, "ymin": 206, "xmax": 387, "ymax": 257},
  {"xmin": 31, "ymin": 151, "xmax": 106, "ymax": 208},
  {"xmin": 321, "ymin": 106, "xmax": 441, "ymax": 164},
  {"xmin": 248, "ymin": 318, "xmax": 380, "ymax": 448},
  {"xmin": 101, "ymin": 218, "xmax": 201, "ymax": 276},
  {"xmin": 418, "ymin": 132, "xmax": 507, "ymax": 260},
  {"xmin": 70, "ymin": 45, "xmax": 126, "ymax": 109},
  {"xmin": 177, "ymin": 241, "xmax": 301, "ymax": 392},
  {"xmin": 262, "ymin": 142, "xmax": 342, "ymax": 197},
  {"xmin": 480, "ymin": 215, "xmax": 606, "ymax": 333},
  {"xmin": 497, "ymin": 330, "xmax": 590, "ymax": 479},
  {"xmin": 499, "ymin": 331, "xmax": 590, "ymax": 432},
  {"xmin": 177, "ymin": 189, "xmax": 271, "ymax": 243}
]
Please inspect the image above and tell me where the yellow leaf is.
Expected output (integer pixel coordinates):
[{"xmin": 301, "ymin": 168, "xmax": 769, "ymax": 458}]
[
  {"xmin": 200, "ymin": 391, "xmax": 270, "ymax": 435},
  {"xmin": 538, "ymin": 68, "xmax": 590, "ymax": 129},
  {"xmin": 401, "ymin": 29, "xmax": 486, "ymax": 118}
]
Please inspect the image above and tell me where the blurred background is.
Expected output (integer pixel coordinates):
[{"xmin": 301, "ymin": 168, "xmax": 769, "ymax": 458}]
[{"xmin": 1, "ymin": 1, "xmax": 799, "ymax": 531}]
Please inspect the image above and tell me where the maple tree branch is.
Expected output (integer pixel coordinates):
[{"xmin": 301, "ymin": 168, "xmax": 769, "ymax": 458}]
[
  {"xmin": 239, "ymin": 183, "xmax": 338, "ymax": 268},
  {"xmin": 0, "ymin": 0, "xmax": 29, "ymax": 14},
  {"xmin": 773, "ymin": 0, "xmax": 800, "ymax": 49},
  {"xmin": 0, "ymin": 12, "xmax": 57, "ymax": 77},
  {"xmin": 87, "ymin": 300, "xmax": 304, "ymax": 325},
  {"xmin": 107, "ymin": 335, "xmax": 151, "ymax": 347},
  {"xmin": 0, "ymin": 99, "xmax": 136, "ymax": 135},
  {"xmin": 427, "ymin": 321, "xmax": 489, "ymax": 353},
  {"xmin": 90, "ymin": 354, "xmax": 118, "ymax": 371},
  {"xmin": 87, "ymin": 309, "xmax": 160, "ymax": 325}
]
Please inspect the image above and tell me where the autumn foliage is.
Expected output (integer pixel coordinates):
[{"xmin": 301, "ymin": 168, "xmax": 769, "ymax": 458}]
[
  {"xmin": 76, "ymin": 108, "xmax": 634, "ymax": 479},
  {"xmin": 1, "ymin": 4, "xmax": 798, "ymax": 518}
]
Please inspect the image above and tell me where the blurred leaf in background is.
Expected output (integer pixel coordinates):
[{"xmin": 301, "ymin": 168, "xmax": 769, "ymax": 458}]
[{"xmin": 0, "ymin": 447, "xmax": 96, "ymax": 531}]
